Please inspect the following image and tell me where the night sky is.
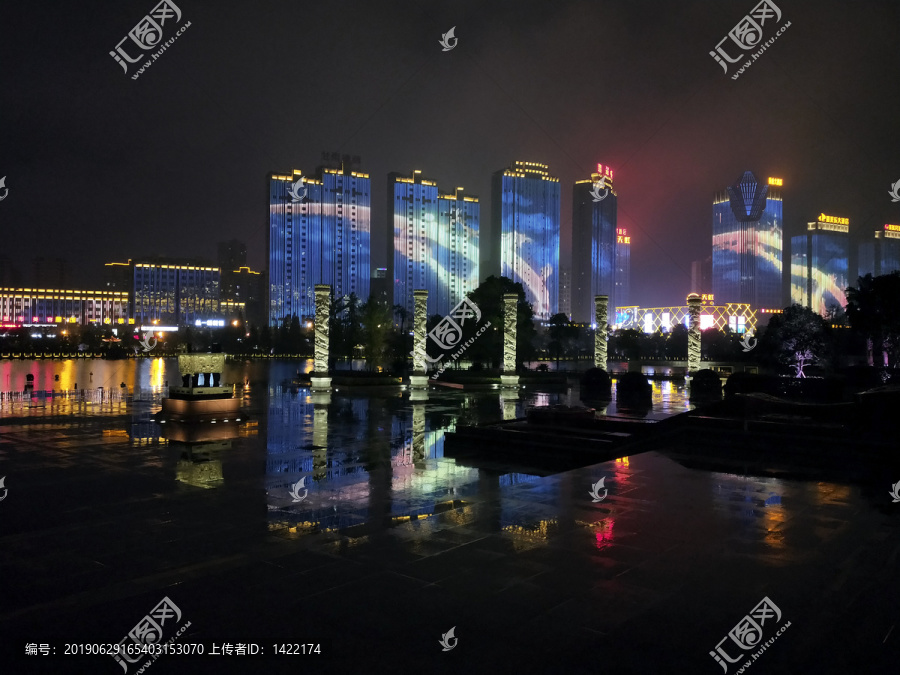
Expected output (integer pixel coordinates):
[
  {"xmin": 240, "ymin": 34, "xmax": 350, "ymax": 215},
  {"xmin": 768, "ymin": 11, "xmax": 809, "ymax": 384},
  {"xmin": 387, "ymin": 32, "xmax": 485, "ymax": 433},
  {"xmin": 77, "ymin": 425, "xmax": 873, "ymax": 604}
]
[{"xmin": 2, "ymin": 0, "xmax": 899, "ymax": 307}]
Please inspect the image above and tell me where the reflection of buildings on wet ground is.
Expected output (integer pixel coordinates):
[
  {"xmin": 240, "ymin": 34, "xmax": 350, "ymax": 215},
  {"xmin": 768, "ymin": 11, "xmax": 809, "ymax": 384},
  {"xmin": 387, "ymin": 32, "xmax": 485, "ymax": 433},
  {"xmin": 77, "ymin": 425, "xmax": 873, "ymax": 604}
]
[{"xmin": 1, "ymin": 389, "xmax": 898, "ymax": 674}]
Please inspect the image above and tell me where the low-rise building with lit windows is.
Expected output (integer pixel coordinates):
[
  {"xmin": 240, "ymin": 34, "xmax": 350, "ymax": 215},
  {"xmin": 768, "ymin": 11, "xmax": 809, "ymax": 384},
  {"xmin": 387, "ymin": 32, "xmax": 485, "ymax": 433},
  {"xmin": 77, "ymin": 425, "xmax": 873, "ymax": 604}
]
[{"xmin": 0, "ymin": 287, "xmax": 130, "ymax": 327}]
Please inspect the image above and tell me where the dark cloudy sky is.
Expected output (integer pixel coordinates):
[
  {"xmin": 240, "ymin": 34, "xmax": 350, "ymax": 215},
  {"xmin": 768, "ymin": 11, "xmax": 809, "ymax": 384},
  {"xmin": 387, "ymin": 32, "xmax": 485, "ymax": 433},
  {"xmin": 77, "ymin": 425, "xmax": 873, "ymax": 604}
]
[{"xmin": 2, "ymin": 0, "xmax": 899, "ymax": 307}]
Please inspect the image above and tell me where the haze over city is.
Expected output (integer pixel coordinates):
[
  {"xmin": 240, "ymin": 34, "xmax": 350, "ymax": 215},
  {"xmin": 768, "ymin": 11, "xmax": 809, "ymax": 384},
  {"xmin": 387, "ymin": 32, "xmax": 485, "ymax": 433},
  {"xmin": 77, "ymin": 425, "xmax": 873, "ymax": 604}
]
[
  {"xmin": 3, "ymin": 0, "xmax": 899, "ymax": 307},
  {"xmin": 2, "ymin": 4, "xmax": 900, "ymax": 675}
]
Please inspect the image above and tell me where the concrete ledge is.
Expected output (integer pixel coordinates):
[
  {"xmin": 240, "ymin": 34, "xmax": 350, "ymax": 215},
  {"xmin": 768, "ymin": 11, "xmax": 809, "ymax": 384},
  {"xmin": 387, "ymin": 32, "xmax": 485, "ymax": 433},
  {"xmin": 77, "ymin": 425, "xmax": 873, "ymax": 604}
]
[
  {"xmin": 310, "ymin": 376, "xmax": 332, "ymax": 392},
  {"xmin": 409, "ymin": 375, "xmax": 429, "ymax": 390}
]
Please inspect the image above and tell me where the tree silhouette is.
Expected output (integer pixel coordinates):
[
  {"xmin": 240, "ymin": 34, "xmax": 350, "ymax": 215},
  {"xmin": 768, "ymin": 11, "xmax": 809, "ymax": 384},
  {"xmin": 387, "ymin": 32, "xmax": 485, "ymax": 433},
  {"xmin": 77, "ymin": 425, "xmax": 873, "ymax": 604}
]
[{"xmin": 846, "ymin": 272, "xmax": 900, "ymax": 368}]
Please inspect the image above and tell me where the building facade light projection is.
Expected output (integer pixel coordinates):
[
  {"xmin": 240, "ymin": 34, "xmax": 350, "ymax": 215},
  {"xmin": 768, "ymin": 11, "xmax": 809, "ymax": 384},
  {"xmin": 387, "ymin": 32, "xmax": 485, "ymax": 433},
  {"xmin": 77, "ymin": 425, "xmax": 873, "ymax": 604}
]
[
  {"xmin": 388, "ymin": 172, "xmax": 479, "ymax": 318},
  {"xmin": 712, "ymin": 170, "xmax": 783, "ymax": 309},
  {"xmin": 268, "ymin": 166, "xmax": 371, "ymax": 326},
  {"xmin": 790, "ymin": 214, "xmax": 850, "ymax": 316},
  {"xmin": 437, "ymin": 188, "xmax": 480, "ymax": 318},
  {"xmin": 858, "ymin": 225, "xmax": 900, "ymax": 278},
  {"xmin": 492, "ymin": 161, "xmax": 560, "ymax": 320},
  {"xmin": 572, "ymin": 165, "xmax": 618, "ymax": 323}
]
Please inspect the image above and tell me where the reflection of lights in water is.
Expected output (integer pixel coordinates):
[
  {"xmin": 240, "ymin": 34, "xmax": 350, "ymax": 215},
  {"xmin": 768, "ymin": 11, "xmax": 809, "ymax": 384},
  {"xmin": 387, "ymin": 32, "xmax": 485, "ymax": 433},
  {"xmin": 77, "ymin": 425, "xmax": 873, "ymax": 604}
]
[
  {"xmin": 149, "ymin": 357, "xmax": 165, "ymax": 388},
  {"xmin": 502, "ymin": 519, "xmax": 558, "ymax": 551},
  {"xmin": 576, "ymin": 518, "xmax": 615, "ymax": 550}
]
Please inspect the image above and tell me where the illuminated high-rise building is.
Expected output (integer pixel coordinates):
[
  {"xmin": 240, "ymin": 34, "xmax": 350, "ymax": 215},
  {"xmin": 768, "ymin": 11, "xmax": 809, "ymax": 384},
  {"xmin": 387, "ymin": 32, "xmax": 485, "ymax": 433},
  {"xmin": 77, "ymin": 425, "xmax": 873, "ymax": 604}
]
[
  {"xmin": 388, "ymin": 171, "xmax": 438, "ymax": 316},
  {"xmin": 712, "ymin": 172, "xmax": 783, "ymax": 309},
  {"xmin": 615, "ymin": 227, "xmax": 631, "ymax": 310},
  {"xmin": 268, "ymin": 165, "xmax": 371, "ymax": 325},
  {"xmin": 493, "ymin": 161, "xmax": 560, "ymax": 320},
  {"xmin": 437, "ymin": 187, "xmax": 480, "ymax": 316},
  {"xmin": 388, "ymin": 172, "xmax": 479, "ymax": 317},
  {"xmin": 858, "ymin": 224, "xmax": 900, "ymax": 278},
  {"xmin": 790, "ymin": 213, "xmax": 850, "ymax": 316},
  {"xmin": 572, "ymin": 164, "xmax": 617, "ymax": 323}
]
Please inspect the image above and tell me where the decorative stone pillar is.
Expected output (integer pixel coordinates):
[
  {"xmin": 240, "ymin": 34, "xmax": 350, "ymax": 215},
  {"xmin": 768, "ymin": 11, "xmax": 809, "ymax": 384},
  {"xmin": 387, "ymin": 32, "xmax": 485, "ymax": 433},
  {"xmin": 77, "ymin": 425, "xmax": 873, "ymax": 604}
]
[
  {"xmin": 687, "ymin": 293, "xmax": 701, "ymax": 378},
  {"xmin": 409, "ymin": 289, "xmax": 429, "ymax": 390},
  {"xmin": 594, "ymin": 295, "xmax": 608, "ymax": 370},
  {"xmin": 501, "ymin": 293, "xmax": 519, "ymax": 388},
  {"xmin": 312, "ymin": 285, "xmax": 332, "ymax": 391}
]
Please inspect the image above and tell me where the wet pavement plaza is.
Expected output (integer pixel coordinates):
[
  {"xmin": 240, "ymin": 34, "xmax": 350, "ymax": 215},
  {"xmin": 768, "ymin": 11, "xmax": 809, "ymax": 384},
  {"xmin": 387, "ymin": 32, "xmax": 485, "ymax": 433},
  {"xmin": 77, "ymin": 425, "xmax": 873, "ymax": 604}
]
[{"xmin": 1, "ymin": 381, "xmax": 899, "ymax": 674}]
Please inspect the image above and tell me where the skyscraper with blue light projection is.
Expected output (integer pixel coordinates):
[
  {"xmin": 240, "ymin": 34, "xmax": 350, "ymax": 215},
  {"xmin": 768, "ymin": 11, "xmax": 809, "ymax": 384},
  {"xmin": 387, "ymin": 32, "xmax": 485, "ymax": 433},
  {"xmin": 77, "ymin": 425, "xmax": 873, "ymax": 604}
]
[
  {"xmin": 268, "ymin": 165, "xmax": 371, "ymax": 326},
  {"xmin": 791, "ymin": 213, "xmax": 850, "ymax": 316},
  {"xmin": 388, "ymin": 171, "xmax": 439, "ymax": 317},
  {"xmin": 388, "ymin": 172, "xmax": 479, "ymax": 318},
  {"xmin": 492, "ymin": 161, "xmax": 560, "ymax": 320},
  {"xmin": 437, "ymin": 188, "xmax": 480, "ymax": 317},
  {"xmin": 572, "ymin": 164, "xmax": 617, "ymax": 323},
  {"xmin": 712, "ymin": 171, "xmax": 783, "ymax": 310}
]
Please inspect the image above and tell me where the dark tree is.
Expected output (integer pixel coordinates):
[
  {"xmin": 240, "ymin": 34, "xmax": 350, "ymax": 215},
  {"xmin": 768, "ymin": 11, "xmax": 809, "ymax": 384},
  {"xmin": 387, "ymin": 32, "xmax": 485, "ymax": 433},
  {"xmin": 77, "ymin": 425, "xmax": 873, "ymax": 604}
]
[
  {"xmin": 846, "ymin": 272, "xmax": 900, "ymax": 368},
  {"xmin": 761, "ymin": 304, "xmax": 832, "ymax": 377},
  {"xmin": 465, "ymin": 276, "xmax": 536, "ymax": 369}
]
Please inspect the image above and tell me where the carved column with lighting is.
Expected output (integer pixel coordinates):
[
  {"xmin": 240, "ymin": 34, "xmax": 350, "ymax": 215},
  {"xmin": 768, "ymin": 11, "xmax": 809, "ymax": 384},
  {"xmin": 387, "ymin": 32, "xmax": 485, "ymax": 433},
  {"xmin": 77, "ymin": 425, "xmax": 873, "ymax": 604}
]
[
  {"xmin": 594, "ymin": 295, "xmax": 608, "ymax": 370},
  {"xmin": 687, "ymin": 293, "xmax": 701, "ymax": 378},
  {"xmin": 409, "ymin": 289, "xmax": 429, "ymax": 390},
  {"xmin": 501, "ymin": 293, "xmax": 519, "ymax": 388},
  {"xmin": 311, "ymin": 285, "xmax": 332, "ymax": 391}
]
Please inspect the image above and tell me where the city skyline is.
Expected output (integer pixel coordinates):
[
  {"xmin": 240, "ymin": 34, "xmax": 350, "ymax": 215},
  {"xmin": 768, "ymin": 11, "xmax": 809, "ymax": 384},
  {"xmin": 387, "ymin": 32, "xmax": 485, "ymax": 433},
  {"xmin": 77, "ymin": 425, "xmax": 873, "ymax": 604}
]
[{"xmin": 2, "ymin": 0, "xmax": 899, "ymax": 310}]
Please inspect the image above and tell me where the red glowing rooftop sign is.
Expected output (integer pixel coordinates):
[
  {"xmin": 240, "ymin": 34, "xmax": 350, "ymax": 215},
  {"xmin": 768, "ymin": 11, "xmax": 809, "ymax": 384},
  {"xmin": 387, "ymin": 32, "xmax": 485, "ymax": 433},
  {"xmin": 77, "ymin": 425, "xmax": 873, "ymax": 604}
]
[
  {"xmin": 885, "ymin": 224, "xmax": 900, "ymax": 233},
  {"xmin": 596, "ymin": 164, "xmax": 613, "ymax": 180}
]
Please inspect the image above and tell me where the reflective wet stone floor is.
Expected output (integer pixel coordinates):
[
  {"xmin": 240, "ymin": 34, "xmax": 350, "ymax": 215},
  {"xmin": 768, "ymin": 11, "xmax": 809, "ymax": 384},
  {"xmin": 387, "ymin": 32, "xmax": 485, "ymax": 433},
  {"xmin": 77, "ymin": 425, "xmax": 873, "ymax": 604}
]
[{"xmin": 1, "ymin": 384, "xmax": 898, "ymax": 674}]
